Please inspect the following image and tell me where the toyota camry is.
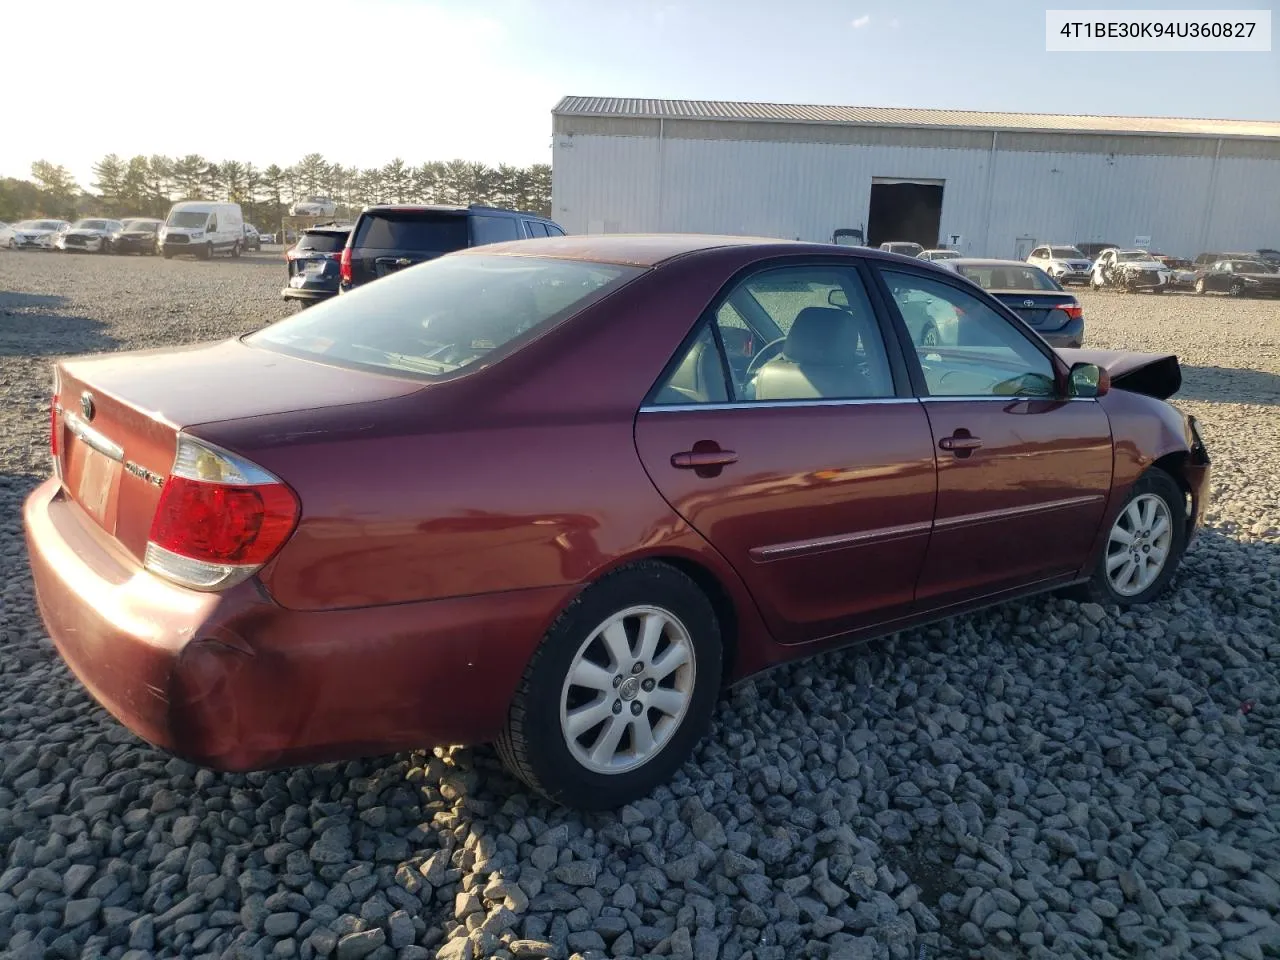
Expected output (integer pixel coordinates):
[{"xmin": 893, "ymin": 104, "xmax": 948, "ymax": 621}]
[{"xmin": 25, "ymin": 235, "xmax": 1210, "ymax": 809}]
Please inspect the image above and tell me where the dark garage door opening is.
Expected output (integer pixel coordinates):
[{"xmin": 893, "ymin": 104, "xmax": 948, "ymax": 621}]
[{"xmin": 867, "ymin": 179, "xmax": 943, "ymax": 249}]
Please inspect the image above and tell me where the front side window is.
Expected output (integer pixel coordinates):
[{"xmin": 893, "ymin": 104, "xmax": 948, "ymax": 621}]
[
  {"xmin": 651, "ymin": 265, "xmax": 895, "ymax": 404},
  {"xmin": 248, "ymin": 254, "xmax": 640, "ymax": 380},
  {"xmin": 882, "ymin": 270, "xmax": 1056, "ymax": 399}
]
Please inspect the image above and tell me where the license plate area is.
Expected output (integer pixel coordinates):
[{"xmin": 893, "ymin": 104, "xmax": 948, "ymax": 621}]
[{"xmin": 64, "ymin": 424, "xmax": 123, "ymax": 533}]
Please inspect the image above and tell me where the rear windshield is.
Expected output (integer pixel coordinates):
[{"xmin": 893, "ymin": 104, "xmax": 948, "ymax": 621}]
[
  {"xmin": 957, "ymin": 265, "xmax": 1060, "ymax": 291},
  {"xmin": 247, "ymin": 254, "xmax": 641, "ymax": 379},
  {"xmin": 298, "ymin": 231, "xmax": 348, "ymax": 253},
  {"xmin": 354, "ymin": 213, "xmax": 469, "ymax": 253}
]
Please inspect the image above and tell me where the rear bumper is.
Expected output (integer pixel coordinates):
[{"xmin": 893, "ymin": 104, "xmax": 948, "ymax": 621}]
[
  {"xmin": 24, "ymin": 477, "xmax": 567, "ymax": 771},
  {"xmin": 1042, "ymin": 318, "xmax": 1085, "ymax": 349}
]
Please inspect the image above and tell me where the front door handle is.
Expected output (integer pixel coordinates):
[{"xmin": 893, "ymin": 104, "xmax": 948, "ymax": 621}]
[
  {"xmin": 939, "ymin": 431, "xmax": 982, "ymax": 457},
  {"xmin": 671, "ymin": 449, "xmax": 738, "ymax": 469}
]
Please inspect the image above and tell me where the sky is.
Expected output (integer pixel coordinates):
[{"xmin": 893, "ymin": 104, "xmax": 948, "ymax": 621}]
[{"xmin": 6, "ymin": 0, "xmax": 1278, "ymax": 190}]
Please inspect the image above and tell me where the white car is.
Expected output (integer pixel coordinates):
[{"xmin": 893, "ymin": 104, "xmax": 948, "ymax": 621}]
[
  {"xmin": 917, "ymin": 249, "xmax": 960, "ymax": 262},
  {"xmin": 289, "ymin": 196, "xmax": 337, "ymax": 217},
  {"xmin": 1091, "ymin": 248, "xmax": 1173, "ymax": 293},
  {"xmin": 55, "ymin": 218, "xmax": 124, "ymax": 253},
  {"xmin": 0, "ymin": 222, "xmax": 15, "ymax": 249},
  {"xmin": 10, "ymin": 219, "xmax": 69, "ymax": 250},
  {"xmin": 1027, "ymin": 244, "xmax": 1094, "ymax": 285}
]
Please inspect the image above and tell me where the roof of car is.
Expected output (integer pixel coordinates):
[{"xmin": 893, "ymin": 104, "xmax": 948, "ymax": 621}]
[
  {"xmin": 362, "ymin": 203, "xmax": 555, "ymax": 220},
  {"xmin": 460, "ymin": 233, "xmax": 968, "ymax": 269}
]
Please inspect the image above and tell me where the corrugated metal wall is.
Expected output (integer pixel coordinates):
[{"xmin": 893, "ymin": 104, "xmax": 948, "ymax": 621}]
[{"xmin": 552, "ymin": 132, "xmax": 1278, "ymax": 258}]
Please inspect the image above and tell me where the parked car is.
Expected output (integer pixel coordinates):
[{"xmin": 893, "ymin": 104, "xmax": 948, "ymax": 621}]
[
  {"xmin": 54, "ymin": 219, "xmax": 123, "ymax": 253},
  {"xmin": 1150, "ymin": 254, "xmax": 1196, "ymax": 290},
  {"xmin": 918, "ymin": 249, "xmax": 960, "ymax": 262},
  {"xmin": 26, "ymin": 235, "xmax": 1210, "ymax": 809},
  {"xmin": 339, "ymin": 203, "xmax": 565, "ymax": 292},
  {"xmin": 1076, "ymin": 242, "xmax": 1119, "ymax": 260},
  {"xmin": 158, "ymin": 201, "xmax": 245, "ymax": 259},
  {"xmin": 10, "ymin": 219, "xmax": 69, "ymax": 250},
  {"xmin": 243, "ymin": 224, "xmax": 262, "ymax": 252},
  {"xmin": 1091, "ymin": 249, "xmax": 1172, "ymax": 292},
  {"xmin": 282, "ymin": 224, "xmax": 351, "ymax": 306},
  {"xmin": 1193, "ymin": 251, "xmax": 1259, "ymax": 267},
  {"xmin": 0, "ymin": 221, "xmax": 15, "ymax": 249},
  {"xmin": 937, "ymin": 258, "xmax": 1085, "ymax": 348},
  {"xmin": 1026, "ymin": 244, "xmax": 1094, "ymax": 285},
  {"xmin": 879, "ymin": 241, "xmax": 925, "ymax": 258},
  {"xmin": 259, "ymin": 230, "xmax": 275, "ymax": 245},
  {"xmin": 1193, "ymin": 258, "xmax": 1280, "ymax": 297},
  {"xmin": 110, "ymin": 218, "xmax": 163, "ymax": 255},
  {"xmin": 290, "ymin": 196, "xmax": 338, "ymax": 217},
  {"xmin": 831, "ymin": 228, "xmax": 865, "ymax": 246},
  {"xmin": 1257, "ymin": 248, "xmax": 1280, "ymax": 266}
]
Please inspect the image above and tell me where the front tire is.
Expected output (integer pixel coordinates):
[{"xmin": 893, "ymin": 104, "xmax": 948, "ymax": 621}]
[
  {"xmin": 231, "ymin": 242, "xmax": 241, "ymax": 259},
  {"xmin": 1076, "ymin": 469, "xmax": 1186, "ymax": 606},
  {"xmin": 1229, "ymin": 281, "xmax": 1245, "ymax": 298},
  {"xmin": 203, "ymin": 242, "xmax": 214, "ymax": 260},
  {"xmin": 1195, "ymin": 278, "xmax": 1206, "ymax": 295},
  {"xmin": 496, "ymin": 562, "xmax": 722, "ymax": 810}
]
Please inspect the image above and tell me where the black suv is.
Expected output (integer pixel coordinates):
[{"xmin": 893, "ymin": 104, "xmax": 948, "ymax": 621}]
[
  {"xmin": 339, "ymin": 204, "xmax": 565, "ymax": 291},
  {"xmin": 282, "ymin": 223, "xmax": 353, "ymax": 306}
]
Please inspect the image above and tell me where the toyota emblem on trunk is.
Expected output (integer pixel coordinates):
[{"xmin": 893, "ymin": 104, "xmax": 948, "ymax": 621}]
[
  {"xmin": 1022, "ymin": 299, "xmax": 1035, "ymax": 308},
  {"xmin": 80, "ymin": 393, "xmax": 95, "ymax": 421}
]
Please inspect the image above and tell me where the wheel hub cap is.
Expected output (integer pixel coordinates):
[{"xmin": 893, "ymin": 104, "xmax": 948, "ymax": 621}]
[
  {"xmin": 618, "ymin": 677, "xmax": 641, "ymax": 701},
  {"xmin": 1105, "ymin": 493, "xmax": 1174, "ymax": 597}
]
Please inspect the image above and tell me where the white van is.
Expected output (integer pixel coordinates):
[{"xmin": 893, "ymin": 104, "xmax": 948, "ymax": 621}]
[{"xmin": 158, "ymin": 201, "xmax": 246, "ymax": 259}]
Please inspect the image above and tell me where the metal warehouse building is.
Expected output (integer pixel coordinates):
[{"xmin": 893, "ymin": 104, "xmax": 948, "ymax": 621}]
[{"xmin": 550, "ymin": 96, "xmax": 1280, "ymax": 260}]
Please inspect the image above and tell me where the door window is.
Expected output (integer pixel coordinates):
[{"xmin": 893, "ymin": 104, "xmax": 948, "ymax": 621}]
[
  {"xmin": 471, "ymin": 216, "xmax": 521, "ymax": 245},
  {"xmin": 525, "ymin": 221, "xmax": 549, "ymax": 238},
  {"xmin": 650, "ymin": 265, "xmax": 895, "ymax": 404},
  {"xmin": 208, "ymin": 216, "xmax": 217, "ymax": 232},
  {"xmin": 881, "ymin": 271, "xmax": 1057, "ymax": 398}
]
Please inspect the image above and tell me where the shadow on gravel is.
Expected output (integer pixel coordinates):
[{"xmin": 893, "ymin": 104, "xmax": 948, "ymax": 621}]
[
  {"xmin": 1177, "ymin": 365, "xmax": 1280, "ymax": 405},
  {"xmin": 0, "ymin": 292, "xmax": 70, "ymax": 312},
  {"xmin": 0, "ymin": 311, "xmax": 118, "ymax": 357}
]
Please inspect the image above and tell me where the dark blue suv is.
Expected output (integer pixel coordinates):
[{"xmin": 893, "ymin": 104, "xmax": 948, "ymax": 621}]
[{"xmin": 339, "ymin": 204, "xmax": 566, "ymax": 291}]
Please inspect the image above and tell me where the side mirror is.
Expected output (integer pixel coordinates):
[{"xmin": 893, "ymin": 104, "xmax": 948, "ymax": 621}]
[{"xmin": 1068, "ymin": 362, "xmax": 1110, "ymax": 398}]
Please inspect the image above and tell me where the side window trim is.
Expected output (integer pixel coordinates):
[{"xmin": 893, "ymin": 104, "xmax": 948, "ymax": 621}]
[{"xmin": 867, "ymin": 263, "xmax": 1067, "ymax": 399}]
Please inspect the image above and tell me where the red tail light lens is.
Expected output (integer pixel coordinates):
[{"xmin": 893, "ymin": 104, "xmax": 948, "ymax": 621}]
[
  {"xmin": 50, "ymin": 396, "xmax": 60, "ymax": 457},
  {"xmin": 1063, "ymin": 302, "xmax": 1084, "ymax": 320},
  {"xmin": 145, "ymin": 436, "xmax": 299, "ymax": 591},
  {"xmin": 339, "ymin": 246, "xmax": 352, "ymax": 284}
]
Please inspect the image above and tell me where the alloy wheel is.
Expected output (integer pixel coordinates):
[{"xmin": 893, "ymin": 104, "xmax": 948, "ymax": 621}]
[
  {"xmin": 559, "ymin": 605, "xmax": 695, "ymax": 775},
  {"xmin": 1105, "ymin": 493, "xmax": 1173, "ymax": 597}
]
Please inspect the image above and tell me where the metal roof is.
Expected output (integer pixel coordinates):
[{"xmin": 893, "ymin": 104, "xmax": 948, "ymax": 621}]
[{"xmin": 554, "ymin": 96, "xmax": 1280, "ymax": 141}]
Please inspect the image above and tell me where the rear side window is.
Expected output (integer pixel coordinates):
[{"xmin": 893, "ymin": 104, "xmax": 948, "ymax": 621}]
[
  {"xmin": 248, "ymin": 255, "xmax": 642, "ymax": 380},
  {"xmin": 525, "ymin": 221, "xmax": 549, "ymax": 238},
  {"xmin": 471, "ymin": 216, "xmax": 521, "ymax": 245},
  {"xmin": 354, "ymin": 214, "xmax": 469, "ymax": 252},
  {"xmin": 298, "ymin": 231, "xmax": 348, "ymax": 253},
  {"xmin": 546, "ymin": 223, "xmax": 566, "ymax": 237}
]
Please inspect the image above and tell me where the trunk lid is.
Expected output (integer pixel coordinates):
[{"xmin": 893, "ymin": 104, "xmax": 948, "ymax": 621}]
[
  {"xmin": 54, "ymin": 338, "xmax": 423, "ymax": 561},
  {"xmin": 991, "ymin": 291, "xmax": 1078, "ymax": 331}
]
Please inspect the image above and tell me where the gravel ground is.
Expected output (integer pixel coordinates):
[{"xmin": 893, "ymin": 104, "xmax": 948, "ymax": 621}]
[{"xmin": 0, "ymin": 251, "xmax": 1277, "ymax": 960}]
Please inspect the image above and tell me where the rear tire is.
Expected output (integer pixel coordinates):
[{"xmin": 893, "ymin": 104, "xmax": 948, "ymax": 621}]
[
  {"xmin": 1195, "ymin": 278, "xmax": 1206, "ymax": 295},
  {"xmin": 1229, "ymin": 281, "xmax": 1245, "ymax": 298},
  {"xmin": 496, "ymin": 561, "xmax": 722, "ymax": 810},
  {"xmin": 1070, "ymin": 468, "xmax": 1186, "ymax": 607}
]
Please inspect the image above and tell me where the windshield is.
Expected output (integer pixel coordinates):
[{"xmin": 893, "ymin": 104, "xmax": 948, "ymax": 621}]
[
  {"xmin": 1116, "ymin": 251, "xmax": 1155, "ymax": 262},
  {"xmin": 957, "ymin": 265, "xmax": 1060, "ymax": 291},
  {"xmin": 22, "ymin": 220, "xmax": 62, "ymax": 230},
  {"xmin": 928, "ymin": 250, "xmax": 959, "ymax": 259},
  {"xmin": 297, "ymin": 231, "xmax": 349, "ymax": 253},
  {"xmin": 248, "ymin": 254, "xmax": 641, "ymax": 379},
  {"xmin": 167, "ymin": 211, "xmax": 209, "ymax": 228},
  {"xmin": 123, "ymin": 220, "xmax": 159, "ymax": 232},
  {"xmin": 73, "ymin": 220, "xmax": 109, "ymax": 230},
  {"xmin": 1049, "ymin": 247, "xmax": 1085, "ymax": 258}
]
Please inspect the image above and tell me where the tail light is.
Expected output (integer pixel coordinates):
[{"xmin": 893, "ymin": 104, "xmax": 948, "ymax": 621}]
[
  {"xmin": 145, "ymin": 435, "xmax": 299, "ymax": 591},
  {"xmin": 339, "ymin": 246, "xmax": 352, "ymax": 284},
  {"xmin": 51, "ymin": 370, "xmax": 62, "ymax": 462},
  {"xmin": 1063, "ymin": 302, "xmax": 1084, "ymax": 320}
]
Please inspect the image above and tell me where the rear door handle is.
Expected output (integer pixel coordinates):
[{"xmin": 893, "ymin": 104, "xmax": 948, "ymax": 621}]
[{"xmin": 671, "ymin": 450, "xmax": 738, "ymax": 469}]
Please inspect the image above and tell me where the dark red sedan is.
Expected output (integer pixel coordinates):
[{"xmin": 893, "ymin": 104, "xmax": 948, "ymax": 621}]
[{"xmin": 26, "ymin": 235, "xmax": 1210, "ymax": 809}]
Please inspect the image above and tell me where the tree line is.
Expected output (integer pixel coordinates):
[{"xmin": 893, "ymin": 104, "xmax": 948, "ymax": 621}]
[{"xmin": 0, "ymin": 154, "xmax": 553, "ymax": 228}]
